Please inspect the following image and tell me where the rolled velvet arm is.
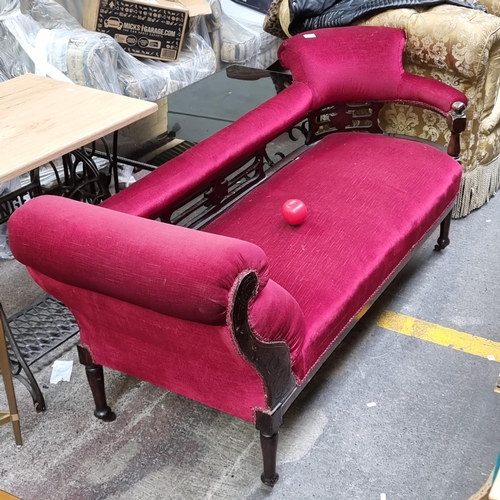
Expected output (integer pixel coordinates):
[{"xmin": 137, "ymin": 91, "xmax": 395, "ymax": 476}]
[
  {"xmin": 101, "ymin": 81, "xmax": 313, "ymax": 220},
  {"xmin": 398, "ymin": 72, "xmax": 467, "ymax": 116},
  {"xmin": 8, "ymin": 196, "xmax": 272, "ymax": 326},
  {"xmin": 10, "ymin": 196, "xmax": 308, "ymax": 384}
]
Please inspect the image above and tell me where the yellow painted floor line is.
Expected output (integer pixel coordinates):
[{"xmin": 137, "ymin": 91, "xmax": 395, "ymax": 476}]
[{"xmin": 377, "ymin": 310, "xmax": 500, "ymax": 361}]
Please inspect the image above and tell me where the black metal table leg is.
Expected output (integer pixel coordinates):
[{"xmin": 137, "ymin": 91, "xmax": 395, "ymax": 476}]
[
  {"xmin": 0, "ymin": 303, "xmax": 45, "ymax": 412},
  {"xmin": 111, "ymin": 130, "xmax": 120, "ymax": 193},
  {"xmin": 0, "ymin": 297, "xmax": 79, "ymax": 412}
]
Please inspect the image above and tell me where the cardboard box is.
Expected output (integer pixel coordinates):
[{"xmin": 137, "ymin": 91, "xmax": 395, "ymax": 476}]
[{"xmin": 83, "ymin": 0, "xmax": 211, "ymax": 62}]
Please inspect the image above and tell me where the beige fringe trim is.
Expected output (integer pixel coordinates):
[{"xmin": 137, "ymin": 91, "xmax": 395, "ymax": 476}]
[
  {"xmin": 453, "ymin": 155, "xmax": 500, "ymax": 218},
  {"xmin": 468, "ymin": 471, "xmax": 493, "ymax": 500}
]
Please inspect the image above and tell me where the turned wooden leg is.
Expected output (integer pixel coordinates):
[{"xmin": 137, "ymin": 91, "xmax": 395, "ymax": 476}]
[
  {"xmin": 434, "ymin": 211, "xmax": 452, "ymax": 251},
  {"xmin": 260, "ymin": 431, "xmax": 279, "ymax": 486},
  {"xmin": 77, "ymin": 344, "xmax": 116, "ymax": 422}
]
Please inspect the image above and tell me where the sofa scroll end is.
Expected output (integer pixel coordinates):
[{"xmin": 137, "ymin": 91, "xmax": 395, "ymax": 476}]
[{"xmin": 230, "ymin": 272, "xmax": 297, "ymax": 410}]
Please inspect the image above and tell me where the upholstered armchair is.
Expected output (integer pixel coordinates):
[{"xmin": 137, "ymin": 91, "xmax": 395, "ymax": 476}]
[{"xmin": 264, "ymin": 1, "xmax": 500, "ymax": 217}]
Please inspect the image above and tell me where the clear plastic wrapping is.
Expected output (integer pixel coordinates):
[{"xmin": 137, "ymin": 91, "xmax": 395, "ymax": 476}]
[
  {"xmin": 0, "ymin": 175, "xmax": 24, "ymax": 259},
  {"xmin": 219, "ymin": 11, "xmax": 279, "ymax": 69},
  {"xmin": 0, "ymin": 20, "xmax": 34, "ymax": 80},
  {"xmin": 0, "ymin": 0, "xmax": 217, "ymax": 101},
  {"xmin": 50, "ymin": 0, "xmax": 84, "ymax": 24}
]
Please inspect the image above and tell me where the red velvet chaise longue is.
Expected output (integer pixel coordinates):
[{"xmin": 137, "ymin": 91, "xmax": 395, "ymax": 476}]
[{"xmin": 8, "ymin": 27, "xmax": 467, "ymax": 485}]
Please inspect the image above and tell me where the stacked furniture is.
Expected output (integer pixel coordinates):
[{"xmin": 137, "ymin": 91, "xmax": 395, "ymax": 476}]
[{"xmin": 0, "ymin": 0, "xmax": 279, "ymax": 100}]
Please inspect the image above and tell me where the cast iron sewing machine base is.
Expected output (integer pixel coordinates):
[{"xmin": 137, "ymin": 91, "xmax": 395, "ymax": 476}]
[{"xmin": 0, "ymin": 296, "xmax": 79, "ymax": 412}]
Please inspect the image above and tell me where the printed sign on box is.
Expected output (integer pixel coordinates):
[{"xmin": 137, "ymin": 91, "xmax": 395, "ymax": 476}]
[{"xmin": 84, "ymin": 0, "xmax": 211, "ymax": 62}]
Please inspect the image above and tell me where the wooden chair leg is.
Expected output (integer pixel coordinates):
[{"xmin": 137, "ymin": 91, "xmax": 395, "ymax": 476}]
[
  {"xmin": 77, "ymin": 344, "xmax": 116, "ymax": 422},
  {"xmin": 434, "ymin": 211, "xmax": 452, "ymax": 251},
  {"xmin": 260, "ymin": 431, "xmax": 279, "ymax": 486}
]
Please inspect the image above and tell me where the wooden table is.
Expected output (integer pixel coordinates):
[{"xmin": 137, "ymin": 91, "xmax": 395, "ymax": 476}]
[
  {"xmin": 0, "ymin": 73, "xmax": 157, "ymax": 183},
  {"xmin": 0, "ymin": 74, "xmax": 157, "ymax": 445}
]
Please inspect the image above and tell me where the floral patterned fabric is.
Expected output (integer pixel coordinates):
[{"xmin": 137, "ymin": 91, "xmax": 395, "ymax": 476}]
[
  {"xmin": 480, "ymin": 0, "xmax": 500, "ymax": 15},
  {"xmin": 358, "ymin": 5, "xmax": 500, "ymax": 217},
  {"xmin": 264, "ymin": 1, "xmax": 500, "ymax": 216}
]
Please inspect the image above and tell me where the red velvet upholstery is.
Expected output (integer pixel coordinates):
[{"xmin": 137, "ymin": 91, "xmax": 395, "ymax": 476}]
[
  {"xmin": 9, "ymin": 196, "xmax": 272, "ymax": 326},
  {"xmin": 103, "ymin": 26, "xmax": 466, "ymax": 224},
  {"xmin": 26, "ymin": 271, "xmax": 269, "ymax": 422},
  {"xmin": 205, "ymin": 132, "xmax": 462, "ymax": 381},
  {"xmin": 7, "ymin": 27, "xmax": 466, "ymax": 430},
  {"xmin": 9, "ymin": 196, "xmax": 308, "ymax": 421},
  {"xmin": 278, "ymin": 27, "xmax": 467, "ymax": 113}
]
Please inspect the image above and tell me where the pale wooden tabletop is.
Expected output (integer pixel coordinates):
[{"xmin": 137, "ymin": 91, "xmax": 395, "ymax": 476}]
[{"xmin": 0, "ymin": 74, "xmax": 158, "ymax": 184}]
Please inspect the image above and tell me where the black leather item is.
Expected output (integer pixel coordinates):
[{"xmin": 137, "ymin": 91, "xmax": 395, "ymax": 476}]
[{"xmin": 288, "ymin": 0, "xmax": 485, "ymax": 35}]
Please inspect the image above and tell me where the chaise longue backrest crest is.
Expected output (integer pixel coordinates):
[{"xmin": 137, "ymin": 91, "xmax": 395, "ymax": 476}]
[{"xmin": 8, "ymin": 26, "xmax": 467, "ymax": 485}]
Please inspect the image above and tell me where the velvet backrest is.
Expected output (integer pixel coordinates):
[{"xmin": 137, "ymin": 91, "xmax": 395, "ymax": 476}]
[
  {"xmin": 8, "ymin": 196, "xmax": 270, "ymax": 326},
  {"xmin": 278, "ymin": 27, "xmax": 467, "ymax": 114},
  {"xmin": 101, "ymin": 82, "xmax": 313, "ymax": 220}
]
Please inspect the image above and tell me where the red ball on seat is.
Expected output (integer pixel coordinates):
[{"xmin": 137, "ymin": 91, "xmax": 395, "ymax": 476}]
[{"xmin": 282, "ymin": 199, "xmax": 308, "ymax": 225}]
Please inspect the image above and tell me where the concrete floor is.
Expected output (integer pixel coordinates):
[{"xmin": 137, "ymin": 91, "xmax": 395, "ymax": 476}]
[{"xmin": 1, "ymin": 185, "xmax": 500, "ymax": 499}]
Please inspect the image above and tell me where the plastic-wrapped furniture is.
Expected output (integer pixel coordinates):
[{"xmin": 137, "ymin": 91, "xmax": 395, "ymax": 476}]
[
  {"xmin": 8, "ymin": 27, "xmax": 466, "ymax": 484},
  {"xmin": 0, "ymin": 0, "xmax": 216, "ymax": 101},
  {"xmin": 218, "ymin": 13, "xmax": 279, "ymax": 69},
  {"xmin": 206, "ymin": 0, "xmax": 280, "ymax": 70},
  {"xmin": 264, "ymin": 1, "xmax": 500, "ymax": 217},
  {"xmin": 0, "ymin": 0, "xmax": 276, "ymax": 99}
]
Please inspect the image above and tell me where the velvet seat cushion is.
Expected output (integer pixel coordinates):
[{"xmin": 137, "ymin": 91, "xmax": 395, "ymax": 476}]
[{"xmin": 204, "ymin": 131, "xmax": 462, "ymax": 382}]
